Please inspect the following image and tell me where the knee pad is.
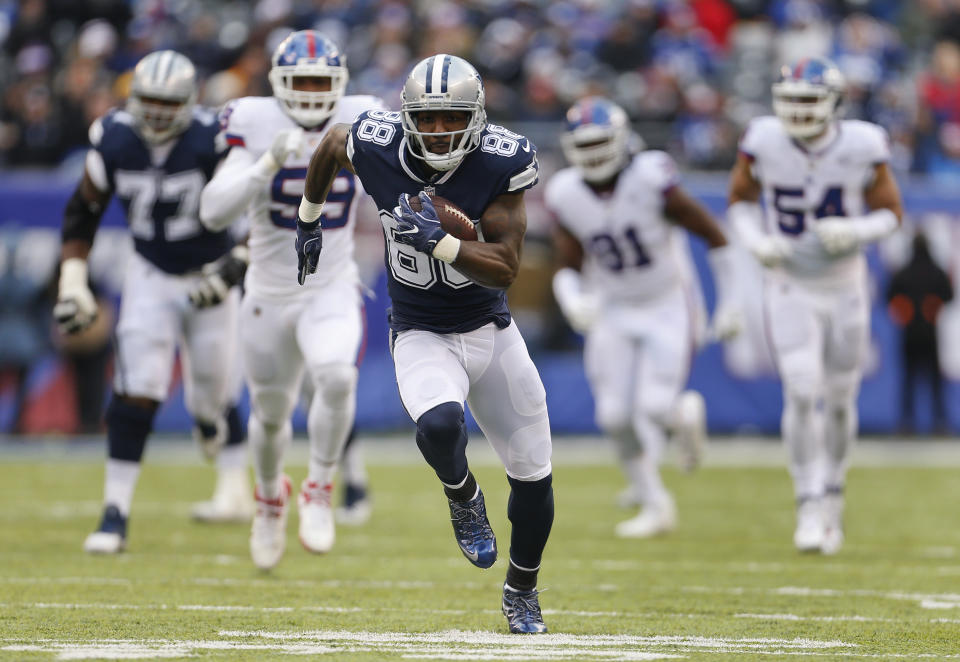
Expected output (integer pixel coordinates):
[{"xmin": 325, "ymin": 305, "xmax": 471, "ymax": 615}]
[
  {"xmin": 106, "ymin": 395, "xmax": 158, "ymax": 463},
  {"xmin": 784, "ymin": 379, "xmax": 818, "ymax": 417},
  {"xmin": 416, "ymin": 402, "xmax": 468, "ymax": 484},
  {"xmin": 594, "ymin": 400, "xmax": 630, "ymax": 435},
  {"xmin": 312, "ymin": 363, "xmax": 358, "ymax": 408}
]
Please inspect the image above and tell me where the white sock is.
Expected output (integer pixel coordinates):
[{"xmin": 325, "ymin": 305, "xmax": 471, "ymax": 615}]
[
  {"xmin": 249, "ymin": 414, "xmax": 290, "ymax": 500},
  {"xmin": 633, "ymin": 414, "xmax": 670, "ymax": 507},
  {"xmin": 104, "ymin": 458, "xmax": 141, "ymax": 517},
  {"xmin": 216, "ymin": 442, "xmax": 248, "ymax": 470},
  {"xmin": 306, "ymin": 373, "xmax": 355, "ymax": 487},
  {"xmin": 339, "ymin": 439, "xmax": 367, "ymax": 486}
]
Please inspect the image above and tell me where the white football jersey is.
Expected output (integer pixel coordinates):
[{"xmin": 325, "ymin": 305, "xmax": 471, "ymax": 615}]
[
  {"xmin": 545, "ymin": 151, "xmax": 685, "ymax": 303},
  {"xmin": 740, "ymin": 116, "xmax": 890, "ymax": 282},
  {"xmin": 220, "ymin": 95, "xmax": 385, "ymax": 300}
]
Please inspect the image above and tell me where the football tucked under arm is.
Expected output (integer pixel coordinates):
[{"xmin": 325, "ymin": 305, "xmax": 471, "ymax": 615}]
[{"xmin": 407, "ymin": 194, "xmax": 479, "ymax": 241}]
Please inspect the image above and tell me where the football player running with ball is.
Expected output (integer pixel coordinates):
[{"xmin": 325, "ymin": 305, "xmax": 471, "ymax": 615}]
[
  {"xmin": 297, "ymin": 54, "xmax": 553, "ymax": 634},
  {"xmin": 199, "ymin": 30, "xmax": 386, "ymax": 570},
  {"xmin": 728, "ymin": 57, "xmax": 902, "ymax": 554},
  {"xmin": 57, "ymin": 50, "xmax": 251, "ymax": 554},
  {"xmin": 546, "ymin": 97, "xmax": 742, "ymax": 539}
]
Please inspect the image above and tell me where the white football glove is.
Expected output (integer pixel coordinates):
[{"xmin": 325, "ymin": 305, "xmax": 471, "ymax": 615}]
[
  {"xmin": 54, "ymin": 258, "xmax": 98, "ymax": 335},
  {"xmin": 710, "ymin": 302, "xmax": 744, "ymax": 342},
  {"xmin": 748, "ymin": 235, "xmax": 793, "ymax": 268},
  {"xmin": 813, "ymin": 216, "xmax": 858, "ymax": 255},
  {"xmin": 563, "ymin": 293, "xmax": 601, "ymax": 334},
  {"xmin": 552, "ymin": 268, "xmax": 600, "ymax": 334},
  {"xmin": 257, "ymin": 127, "xmax": 304, "ymax": 173}
]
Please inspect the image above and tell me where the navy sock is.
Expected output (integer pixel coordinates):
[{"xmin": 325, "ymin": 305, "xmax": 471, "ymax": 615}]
[
  {"xmin": 506, "ymin": 474, "xmax": 554, "ymax": 589},
  {"xmin": 105, "ymin": 396, "xmax": 157, "ymax": 463},
  {"xmin": 224, "ymin": 404, "xmax": 246, "ymax": 447},
  {"xmin": 443, "ymin": 470, "xmax": 477, "ymax": 502}
]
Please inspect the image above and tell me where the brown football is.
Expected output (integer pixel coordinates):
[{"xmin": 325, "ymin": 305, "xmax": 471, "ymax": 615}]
[{"xmin": 408, "ymin": 194, "xmax": 478, "ymax": 241}]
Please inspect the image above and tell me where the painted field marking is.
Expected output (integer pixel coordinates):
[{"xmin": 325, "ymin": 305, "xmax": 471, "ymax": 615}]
[
  {"xmin": 683, "ymin": 585, "xmax": 960, "ymax": 609},
  {"xmin": 1, "ymin": 629, "xmax": 863, "ymax": 661}
]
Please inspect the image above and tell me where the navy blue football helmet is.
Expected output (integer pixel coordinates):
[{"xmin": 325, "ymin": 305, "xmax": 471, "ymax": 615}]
[
  {"xmin": 268, "ymin": 30, "xmax": 348, "ymax": 127},
  {"xmin": 772, "ymin": 57, "xmax": 845, "ymax": 139},
  {"xmin": 560, "ymin": 96, "xmax": 632, "ymax": 183}
]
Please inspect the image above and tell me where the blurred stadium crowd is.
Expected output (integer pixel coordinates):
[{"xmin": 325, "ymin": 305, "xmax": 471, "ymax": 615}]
[{"xmin": 3, "ymin": 0, "xmax": 960, "ymax": 176}]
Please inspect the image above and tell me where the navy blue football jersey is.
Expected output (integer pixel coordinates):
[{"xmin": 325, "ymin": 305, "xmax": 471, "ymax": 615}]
[
  {"xmin": 91, "ymin": 108, "xmax": 232, "ymax": 274},
  {"xmin": 347, "ymin": 109, "xmax": 539, "ymax": 333}
]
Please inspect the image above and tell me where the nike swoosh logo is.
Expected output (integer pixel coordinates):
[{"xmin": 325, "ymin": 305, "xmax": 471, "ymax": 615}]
[
  {"xmin": 396, "ymin": 226, "xmax": 418, "ymax": 235},
  {"xmin": 463, "ymin": 548, "xmax": 479, "ymax": 561},
  {"xmin": 521, "ymin": 140, "xmax": 530, "ymax": 153}
]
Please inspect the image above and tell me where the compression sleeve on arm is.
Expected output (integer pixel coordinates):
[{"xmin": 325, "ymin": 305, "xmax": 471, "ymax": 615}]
[
  {"xmin": 62, "ymin": 184, "xmax": 105, "ymax": 244},
  {"xmin": 727, "ymin": 200, "xmax": 767, "ymax": 250},
  {"xmin": 199, "ymin": 147, "xmax": 266, "ymax": 232}
]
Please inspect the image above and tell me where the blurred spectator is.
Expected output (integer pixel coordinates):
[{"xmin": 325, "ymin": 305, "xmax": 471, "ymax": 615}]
[
  {"xmin": 0, "ymin": 0, "xmax": 956, "ymax": 172},
  {"xmin": 916, "ymin": 40, "xmax": 960, "ymax": 179},
  {"xmin": 886, "ymin": 231, "xmax": 955, "ymax": 434}
]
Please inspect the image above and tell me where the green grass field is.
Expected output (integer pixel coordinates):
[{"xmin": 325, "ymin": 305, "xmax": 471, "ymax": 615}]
[{"xmin": 1, "ymin": 437, "xmax": 959, "ymax": 660}]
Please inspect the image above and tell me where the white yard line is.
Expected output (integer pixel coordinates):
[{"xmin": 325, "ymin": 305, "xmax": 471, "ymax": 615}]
[
  {"xmin": 684, "ymin": 585, "xmax": 960, "ymax": 609},
  {"xmin": 0, "ymin": 629, "xmax": 863, "ymax": 661}
]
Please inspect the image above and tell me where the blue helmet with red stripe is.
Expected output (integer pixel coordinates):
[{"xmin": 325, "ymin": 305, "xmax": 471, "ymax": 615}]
[
  {"xmin": 772, "ymin": 57, "xmax": 845, "ymax": 139},
  {"xmin": 561, "ymin": 97, "xmax": 631, "ymax": 183},
  {"xmin": 400, "ymin": 54, "xmax": 487, "ymax": 172},
  {"xmin": 268, "ymin": 30, "xmax": 348, "ymax": 127}
]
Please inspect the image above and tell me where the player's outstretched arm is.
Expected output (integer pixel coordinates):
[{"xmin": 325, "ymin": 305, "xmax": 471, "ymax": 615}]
[
  {"xmin": 551, "ymin": 224, "xmax": 599, "ymax": 334},
  {"xmin": 666, "ymin": 186, "xmax": 743, "ymax": 341},
  {"xmin": 727, "ymin": 153, "xmax": 791, "ymax": 267},
  {"xmin": 448, "ymin": 191, "xmax": 526, "ymax": 290},
  {"xmin": 56, "ymin": 170, "xmax": 110, "ymax": 334},
  {"xmin": 200, "ymin": 128, "xmax": 303, "ymax": 232},
  {"xmin": 295, "ymin": 124, "xmax": 354, "ymax": 285},
  {"xmin": 301, "ymin": 124, "xmax": 355, "ymax": 212},
  {"xmin": 814, "ymin": 163, "xmax": 903, "ymax": 254},
  {"xmin": 664, "ymin": 186, "xmax": 728, "ymax": 249}
]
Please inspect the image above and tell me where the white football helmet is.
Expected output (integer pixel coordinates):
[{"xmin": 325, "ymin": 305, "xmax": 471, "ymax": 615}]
[
  {"xmin": 268, "ymin": 30, "xmax": 348, "ymax": 128},
  {"xmin": 560, "ymin": 96, "xmax": 631, "ymax": 184},
  {"xmin": 400, "ymin": 54, "xmax": 487, "ymax": 172},
  {"xmin": 127, "ymin": 50, "xmax": 197, "ymax": 144},
  {"xmin": 772, "ymin": 57, "xmax": 845, "ymax": 140}
]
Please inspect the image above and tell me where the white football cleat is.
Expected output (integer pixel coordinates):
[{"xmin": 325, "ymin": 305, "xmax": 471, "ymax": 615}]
[
  {"xmin": 298, "ymin": 480, "xmax": 335, "ymax": 553},
  {"xmin": 192, "ymin": 467, "xmax": 255, "ymax": 523},
  {"xmin": 820, "ymin": 491, "xmax": 845, "ymax": 555},
  {"xmin": 83, "ymin": 504, "xmax": 127, "ymax": 554},
  {"xmin": 615, "ymin": 496, "xmax": 677, "ymax": 539},
  {"xmin": 249, "ymin": 475, "xmax": 291, "ymax": 570},
  {"xmin": 794, "ymin": 497, "xmax": 825, "ymax": 553},
  {"xmin": 674, "ymin": 390, "xmax": 706, "ymax": 472}
]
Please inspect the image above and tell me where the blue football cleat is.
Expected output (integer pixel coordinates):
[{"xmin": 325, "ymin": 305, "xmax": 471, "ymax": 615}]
[
  {"xmin": 502, "ymin": 585, "xmax": 548, "ymax": 634},
  {"xmin": 83, "ymin": 504, "xmax": 128, "ymax": 554},
  {"xmin": 448, "ymin": 489, "xmax": 497, "ymax": 568}
]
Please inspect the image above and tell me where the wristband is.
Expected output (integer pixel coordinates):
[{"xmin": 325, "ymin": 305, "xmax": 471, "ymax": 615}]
[
  {"xmin": 432, "ymin": 234, "xmax": 461, "ymax": 264},
  {"xmin": 298, "ymin": 198, "xmax": 325, "ymax": 223}
]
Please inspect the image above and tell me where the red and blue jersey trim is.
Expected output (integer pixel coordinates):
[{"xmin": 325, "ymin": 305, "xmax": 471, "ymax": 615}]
[{"xmin": 225, "ymin": 134, "xmax": 245, "ymax": 147}]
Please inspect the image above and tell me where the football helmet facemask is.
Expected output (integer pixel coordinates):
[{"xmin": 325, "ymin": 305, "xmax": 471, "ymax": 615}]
[
  {"xmin": 561, "ymin": 96, "xmax": 632, "ymax": 184},
  {"xmin": 127, "ymin": 50, "xmax": 197, "ymax": 144},
  {"xmin": 269, "ymin": 30, "xmax": 348, "ymax": 128},
  {"xmin": 400, "ymin": 54, "xmax": 487, "ymax": 172},
  {"xmin": 772, "ymin": 57, "xmax": 845, "ymax": 140}
]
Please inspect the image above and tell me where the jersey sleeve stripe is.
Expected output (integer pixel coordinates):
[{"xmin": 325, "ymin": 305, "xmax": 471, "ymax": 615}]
[
  {"xmin": 508, "ymin": 163, "xmax": 538, "ymax": 191},
  {"xmin": 225, "ymin": 134, "xmax": 245, "ymax": 147}
]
